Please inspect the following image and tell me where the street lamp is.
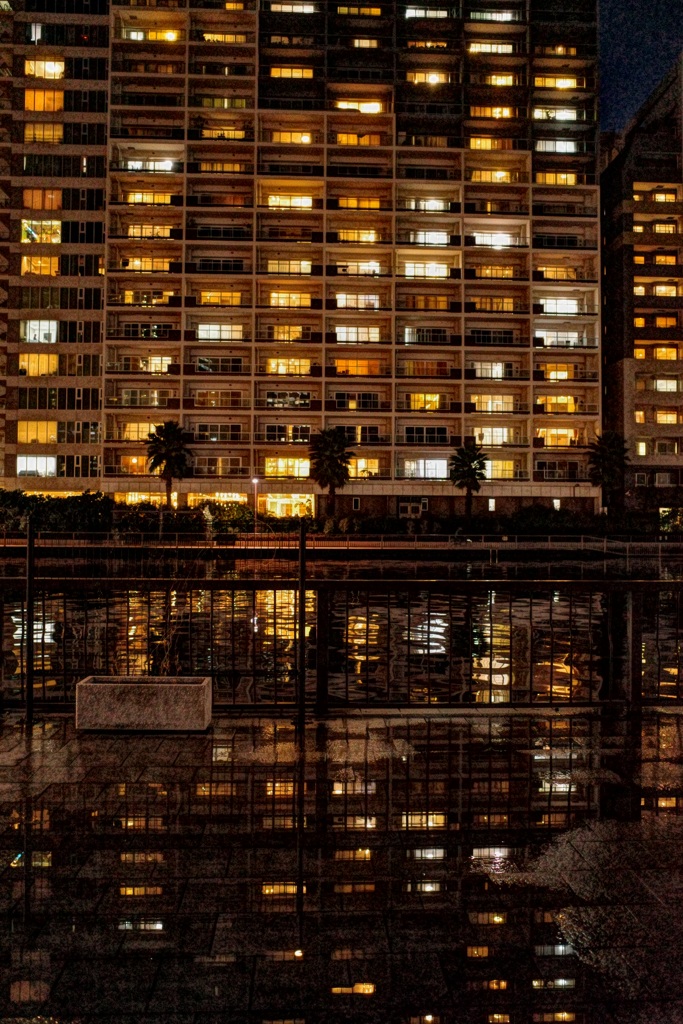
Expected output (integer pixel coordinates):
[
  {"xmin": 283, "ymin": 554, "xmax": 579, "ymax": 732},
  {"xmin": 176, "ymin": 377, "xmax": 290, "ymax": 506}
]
[{"xmin": 251, "ymin": 477, "xmax": 259, "ymax": 537}]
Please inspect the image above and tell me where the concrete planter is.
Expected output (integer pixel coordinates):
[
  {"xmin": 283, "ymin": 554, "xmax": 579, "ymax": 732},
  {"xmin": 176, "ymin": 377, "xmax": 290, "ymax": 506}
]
[{"xmin": 76, "ymin": 676, "xmax": 212, "ymax": 732}]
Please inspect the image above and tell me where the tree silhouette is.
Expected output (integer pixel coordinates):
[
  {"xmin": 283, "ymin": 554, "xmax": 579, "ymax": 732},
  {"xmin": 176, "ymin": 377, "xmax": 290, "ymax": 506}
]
[
  {"xmin": 587, "ymin": 431, "xmax": 630, "ymax": 511},
  {"xmin": 450, "ymin": 441, "xmax": 487, "ymax": 526},
  {"xmin": 308, "ymin": 427, "xmax": 353, "ymax": 516},
  {"xmin": 144, "ymin": 421, "xmax": 193, "ymax": 509}
]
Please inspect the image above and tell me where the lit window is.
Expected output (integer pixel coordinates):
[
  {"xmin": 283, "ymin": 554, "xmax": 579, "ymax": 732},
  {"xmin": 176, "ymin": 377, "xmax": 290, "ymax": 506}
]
[
  {"xmin": 633, "ymin": 225, "xmax": 644, "ymax": 233},
  {"xmin": 335, "ymin": 99, "xmax": 384, "ymax": 113},
  {"xmin": 633, "ymin": 285, "xmax": 646, "ymax": 296},
  {"xmin": 402, "ymin": 458, "xmax": 448, "ymax": 478},
  {"xmin": 467, "ymin": 946, "xmax": 489, "ymax": 957},
  {"xmin": 335, "ymin": 293, "xmax": 380, "ymax": 309},
  {"xmin": 533, "ymin": 107, "xmax": 577, "ymax": 121},
  {"xmin": 654, "ymin": 222, "xmax": 677, "ymax": 233},
  {"xmin": 536, "ymin": 172, "xmax": 577, "ymax": 186},
  {"xmin": 196, "ymin": 323, "xmax": 243, "ymax": 341},
  {"xmin": 267, "ymin": 259, "xmax": 312, "ymax": 274},
  {"xmin": 634, "ymin": 410, "xmax": 645, "ymax": 423},
  {"xmin": 23, "ymin": 189, "xmax": 62, "ymax": 211},
  {"xmin": 470, "ymin": 106, "xmax": 513, "ymax": 118},
  {"xmin": 353, "ymin": 37, "xmax": 378, "ymax": 46},
  {"xmin": 24, "ymin": 59, "xmax": 65, "ymax": 79},
  {"xmin": 469, "ymin": 911, "xmax": 507, "ymax": 924},
  {"xmin": 655, "ymin": 254, "xmax": 677, "ymax": 264},
  {"xmin": 18, "ymin": 353, "xmax": 59, "ymax": 376},
  {"xmin": 534, "ymin": 944, "xmax": 574, "ymax": 956},
  {"xmin": 270, "ymin": 66, "xmax": 314, "ymax": 78},
  {"xmin": 331, "ymin": 983, "xmax": 375, "ymax": 995},
  {"xmin": 199, "ymin": 291, "xmax": 243, "ymax": 305},
  {"xmin": 266, "ymin": 780, "xmax": 295, "ymax": 797},
  {"xmin": 21, "ymin": 256, "xmax": 59, "ymax": 277},
  {"xmin": 122, "ymin": 28, "xmax": 180, "ymax": 41},
  {"xmin": 633, "ymin": 255, "xmax": 645, "ymax": 265},
  {"xmin": 656, "ymin": 316, "xmax": 677, "ymax": 327},
  {"xmin": 468, "ymin": 41, "xmax": 513, "ymax": 53},
  {"xmin": 534, "ymin": 76, "xmax": 578, "ymax": 88},
  {"xmin": 17, "ymin": 421, "xmax": 58, "ymax": 444},
  {"xmin": 334, "ymin": 882, "xmax": 376, "ymax": 892},
  {"xmin": 269, "ymin": 292, "xmax": 311, "ymax": 307},
  {"xmin": 486, "ymin": 74, "xmax": 515, "ymax": 86},
  {"xmin": 267, "ymin": 194, "xmax": 313, "ymax": 209},
  {"xmin": 403, "ymin": 197, "xmax": 449, "ymax": 211},
  {"xmin": 195, "ymin": 782, "xmax": 236, "ymax": 797},
  {"xmin": 655, "ymin": 284, "xmax": 679, "ymax": 297},
  {"xmin": 405, "ymin": 5, "xmax": 449, "ymax": 17},
  {"xmin": 655, "ymin": 346, "xmax": 677, "ymax": 359},
  {"xmin": 265, "ymin": 357, "xmax": 311, "ymax": 374},
  {"xmin": 24, "ymin": 123, "xmax": 63, "ymax": 144},
  {"xmin": 402, "ymin": 812, "xmax": 446, "ymax": 828},
  {"xmin": 20, "ymin": 319, "xmax": 58, "ymax": 343},
  {"xmin": 654, "ymin": 379, "xmax": 677, "ymax": 391},
  {"xmin": 337, "ymin": 229, "xmax": 379, "ymax": 242},
  {"xmin": 335, "ymin": 132, "xmax": 381, "ymax": 146},
  {"xmin": 24, "ymin": 89, "xmax": 63, "ymax": 111},
  {"xmin": 202, "ymin": 32, "xmax": 248, "ymax": 41},
  {"xmin": 532, "ymin": 979, "xmax": 575, "ymax": 989},
  {"xmin": 654, "ymin": 192, "xmax": 677, "ymax": 202},
  {"xmin": 655, "ymin": 410, "xmax": 677, "ymax": 424},
  {"xmin": 337, "ymin": 4, "xmax": 381, "ymax": 11},
  {"xmin": 407, "ymin": 70, "xmax": 449, "ymax": 84},
  {"xmin": 264, "ymin": 457, "xmax": 310, "ymax": 477},
  {"xmin": 126, "ymin": 192, "xmax": 174, "ymax": 205},
  {"xmin": 470, "ymin": 169, "xmax": 512, "ymax": 183},
  {"xmin": 120, "ymin": 886, "xmax": 163, "ymax": 897},
  {"xmin": 334, "ymin": 849, "xmax": 372, "ymax": 860},
  {"xmin": 470, "ymin": 8, "xmax": 515, "ymax": 19},
  {"xmin": 338, "ymin": 196, "xmax": 380, "ymax": 209},
  {"xmin": 407, "ymin": 38, "xmax": 448, "ymax": 47},
  {"xmin": 271, "ymin": 130, "xmax": 312, "ymax": 144},
  {"xmin": 16, "ymin": 456, "xmax": 57, "ymax": 477},
  {"xmin": 262, "ymin": 882, "xmax": 299, "ymax": 896},
  {"xmin": 535, "ymin": 139, "xmax": 577, "ymax": 153},
  {"xmin": 21, "ymin": 220, "xmax": 61, "ymax": 244}
]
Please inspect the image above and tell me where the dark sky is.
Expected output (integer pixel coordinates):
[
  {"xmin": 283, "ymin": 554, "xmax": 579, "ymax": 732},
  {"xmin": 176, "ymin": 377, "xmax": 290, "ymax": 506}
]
[{"xmin": 600, "ymin": 0, "xmax": 683, "ymax": 129}]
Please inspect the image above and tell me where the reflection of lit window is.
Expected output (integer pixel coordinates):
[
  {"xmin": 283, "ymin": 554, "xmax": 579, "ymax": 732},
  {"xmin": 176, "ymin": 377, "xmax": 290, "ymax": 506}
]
[
  {"xmin": 331, "ymin": 983, "xmax": 376, "ymax": 994},
  {"xmin": 402, "ymin": 812, "xmax": 446, "ymax": 828},
  {"xmin": 270, "ymin": 66, "xmax": 313, "ymax": 78},
  {"xmin": 334, "ymin": 848, "xmax": 372, "ymax": 860},
  {"xmin": 467, "ymin": 946, "xmax": 489, "ymax": 957}
]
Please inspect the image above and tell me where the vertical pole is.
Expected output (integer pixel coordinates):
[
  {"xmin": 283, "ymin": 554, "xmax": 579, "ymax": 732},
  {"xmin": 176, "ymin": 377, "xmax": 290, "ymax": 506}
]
[
  {"xmin": 25, "ymin": 517, "xmax": 34, "ymax": 727},
  {"xmin": 298, "ymin": 517, "xmax": 307, "ymax": 732}
]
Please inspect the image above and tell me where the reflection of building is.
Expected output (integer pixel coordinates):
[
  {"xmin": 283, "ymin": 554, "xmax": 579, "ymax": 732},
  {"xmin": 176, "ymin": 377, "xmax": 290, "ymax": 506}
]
[
  {"xmin": 1, "ymin": 0, "xmax": 601, "ymax": 516},
  {"xmin": 602, "ymin": 57, "xmax": 683, "ymax": 510},
  {"xmin": 1, "ymin": 714, "xmax": 607, "ymax": 1019}
]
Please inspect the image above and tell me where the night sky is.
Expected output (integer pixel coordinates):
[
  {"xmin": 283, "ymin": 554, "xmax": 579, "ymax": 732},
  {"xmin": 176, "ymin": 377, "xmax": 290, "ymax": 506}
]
[{"xmin": 600, "ymin": 0, "xmax": 683, "ymax": 129}]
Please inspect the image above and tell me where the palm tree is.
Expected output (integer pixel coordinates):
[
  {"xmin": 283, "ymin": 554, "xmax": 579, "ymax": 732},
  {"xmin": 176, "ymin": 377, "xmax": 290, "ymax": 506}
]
[
  {"xmin": 144, "ymin": 421, "xmax": 193, "ymax": 509},
  {"xmin": 587, "ymin": 431, "xmax": 630, "ymax": 511},
  {"xmin": 308, "ymin": 427, "xmax": 353, "ymax": 516},
  {"xmin": 450, "ymin": 441, "xmax": 487, "ymax": 527}
]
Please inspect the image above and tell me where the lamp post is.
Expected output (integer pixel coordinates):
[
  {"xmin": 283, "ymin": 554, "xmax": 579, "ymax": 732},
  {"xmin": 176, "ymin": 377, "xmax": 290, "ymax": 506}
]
[{"xmin": 251, "ymin": 476, "xmax": 259, "ymax": 538}]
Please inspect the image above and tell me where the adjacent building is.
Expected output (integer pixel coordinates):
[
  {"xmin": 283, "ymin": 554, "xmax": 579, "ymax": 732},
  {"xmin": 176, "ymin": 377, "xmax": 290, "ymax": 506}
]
[
  {"xmin": 2, "ymin": 0, "xmax": 601, "ymax": 517},
  {"xmin": 602, "ymin": 56, "xmax": 683, "ymax": 511}
]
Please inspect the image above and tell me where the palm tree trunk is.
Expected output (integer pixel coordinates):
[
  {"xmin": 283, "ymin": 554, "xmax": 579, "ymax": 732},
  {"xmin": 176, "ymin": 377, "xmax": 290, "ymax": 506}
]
[
  {"xmin": 165, "ymin": 475, "xmax": 173, "ymax": 510},
  {"xmin": 327, "ymin": 484, "xmax": 336, "ymax": 517},
  {"xmin": 465, "ymin": 486, "xmax": 473, "ymax": 528}
]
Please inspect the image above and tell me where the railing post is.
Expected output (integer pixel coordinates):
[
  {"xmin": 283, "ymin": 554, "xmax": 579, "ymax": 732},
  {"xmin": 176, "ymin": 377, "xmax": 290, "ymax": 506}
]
[
  {"xmin": 315, "ymin": 584, "xmax": 329, "ymax": 716},
  {"xmin": 25, "ymin": 516, "xmax": 35, "ymax": 726},
  {"xmin": 297, "ymin": 518, "xmax": 307, "ymax": 733}
]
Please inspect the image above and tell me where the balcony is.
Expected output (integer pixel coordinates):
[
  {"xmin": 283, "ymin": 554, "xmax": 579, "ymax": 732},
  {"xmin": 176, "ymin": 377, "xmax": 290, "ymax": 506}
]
[
  {"xmin": 105, "ymin": 395, "xmax": 180, "ymax": 409},
  {"xmin": 466, "ymin": 333, "xmax": 529, "ymax": 348},
  {"xmin": 395, "ymin": 430, "xmax": 455, "ymax": 446},
  {"xmin": 533, "ymin": 335, "xmax": 598, "ymax": 350},
  {"xmin": 470, "ymin": 403, "xmax": 531, "ymax": 415},
  {"xmin": 465, "ymin": 368, "xmax": 530, "ymax": 380},
  {"xmin": 183, "ymin": 396, "xmax": 251, "ymax": 409},
  {"xmin": 533, "ymin": 402, "xmax": 599, "ymax": 415},
  {"xmin": 533, "ymin": 235, "xmax": 597, "ymax": 249},
  {"xmin": 533, "ymin": 468, "xmax": 588, "ymax": 482}
]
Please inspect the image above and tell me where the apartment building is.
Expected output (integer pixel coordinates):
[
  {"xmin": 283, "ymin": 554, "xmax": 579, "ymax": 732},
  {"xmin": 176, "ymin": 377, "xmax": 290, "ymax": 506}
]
[
  {"xmin": 602, "ymin": 57, "xmax": 683, "ymax": 512},
  {"xmin": 4, "ymin": 0, "xmax": 600, "ymax": 517}
]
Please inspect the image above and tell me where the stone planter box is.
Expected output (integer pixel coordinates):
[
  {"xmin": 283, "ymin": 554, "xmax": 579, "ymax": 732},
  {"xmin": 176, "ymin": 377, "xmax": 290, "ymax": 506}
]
[{"xmin": 76, "ymin": 676, "xmax": 212, "ymax": 732}]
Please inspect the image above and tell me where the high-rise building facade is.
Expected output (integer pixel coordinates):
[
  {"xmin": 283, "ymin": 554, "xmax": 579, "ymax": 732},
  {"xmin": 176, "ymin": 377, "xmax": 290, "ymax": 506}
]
[
  {"xmin": 602, "ymin": 58, "xmax": 683, "ymax": 511},
  {"xmin": 3, "ymin": 0, "xmax": 600, "ymax": 517}
]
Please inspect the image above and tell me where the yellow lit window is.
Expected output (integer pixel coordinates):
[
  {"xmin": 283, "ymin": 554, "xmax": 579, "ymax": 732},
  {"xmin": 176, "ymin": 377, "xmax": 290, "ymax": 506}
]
[
  {"xmin": 269, "ymin": 292, "xmax": 311, "ymax": 307},
  {"xmin": 24, "ymin": 89, "xmax": 64, "ymax": 111},
  {"xmin": 348, "ymin": 457, "xmax": 379, "ymax": 477},
  {"xmin": 124, "ymin": 28, "xmax": 180, "ymax": 41},
  {"xmin": 337, "ymin": 4, "xmax": 381, "ymax": 12},
  {"xmin": 334, "ymin": 848, "xmax": 372, "ymax": 860},
  {"xmin": 271, "ymin": 130, "xmax": 312, "ymax": 144},
  {"xmin": 21, "ymin": 256, "xmax": 59, "ymax": 276},
  {"xmin": 202, "ymin": 32, "xmax": 247, "ymax": 42},
  {"xmin": 655, "ymin": 284, "xmax": 678, "ymax": 296},
  {"xmin": 331, "ymin": 983, "xmax": 375, "ymax": 995},
  {"xmin": 21, "ymin": 220, "xmax": 61, "ymax": 244},
  {"xmin": 335, "ymin": 132, "xmax": 381, "ymax": 145},
  {"xmin": 24, "ymin": 123, "xmax": 63, "ymax": 144},
  {"xmin": 633, "ymin": 348, "xmax": 646, "ymax": 359},
  {"xmin": 633, "ymin": 284, "xmax": 646, "ymax": 296},
  {"xmin": 536, "ymin": 265, "xmax": 577, "ymax": 280},
  {"xmin": 265, "ymin": 357, "xmax": 311, "ymax": 374},
  {"xmin": 353, "ymin": 37, "xmax": 379, "ymax": 46},
  {"xmin": 199, "ymin": 161, "xmax": 246, "ymax": 172},
  {"xmin": 338, "ymin": 196, "xmax": 380, "ymax": 209},
  {"xmin": 654, "ymin": 222, "xmax": 676, "ymax": 233},
  {"xmin": 404, "ymin": 261, "xmax": 448, "ymax": 278},
  {"xmin": 24, "ymin": 59, "xmax": 65, "ymax": 79},
  {"xmin": 407, "ymin": 70, "xmax": 449, "ymax": 84},
  {"xmin": 266, "ymin": 780, "xmax": 295, "ymax": 797},
  {"xmin": 655, "ymin": 346, "xmax": 678, "ymax": 359},
  {"xmin": 534, "ymin": 76, "xmax": 578, "ymax": 88},
  {"xmin": 486, "ymin": 74, "xmax": 515, "ymax": 86},
  {"xmin": 23, "ymin": 189, "xmax": 62, "ymax": 211},
  {"xmin": 488, "ymin": 1016, "xmax": 511, "ymax": 1024},
  {"xmin": 267, "ymin": 194, "xmax": 313, "ymax": 209},
  {"xmin": 469, "ymin": 136, "xmax": 496, "ymax": 149},
  {"xmin": 195, "ymin": 782, "xmax": 235, "ymax": 797},
  {"xmin": 409, "ymin": 393, "xmax": 441, "ymax": 410},
  {"xmin": 338, "ymin": 229, "xmax": 378, "ymax": 242},
  {"xmin": 633, "ymin": 255, "xmax": 645, "ymax": 264},
  {"xmin": 267, "ymin": 259, "xmax": 312, "ymax": 274},
  {"xmin": 655, "ymin": 254, "xmax": 677, "ymax": 264},
  {"xmin": 408, "ymin": 38, "xmax": 448, "ymax": 47},
  {"xmin": 542, "ymin": 45, "xmax": 577, "ymax": 55},
  {"xmin": 17, "ymin": 421, "xmax": 58, "ymax": 443},
  {"xmin": 654, "ymin": 192, "xmax": 677, "ymax": 202},
  {"xmin": 127, "ymin": 224, "xmax": 173, "ymax": 239},
  {"xmin": 19, "ymin": 353, "xmax": 59, "ymax": 376},
  {"xmin": 470, "ymin": 169, "xmax": 512, "ymax": 183},
  {"xmin": 656, "ymin": 316, "xmax": 677, "ymax": 327},
  {"xmin": 469, "ymin": 912, "xmax": 507, "ymax": 924},
  {"xmin": 224, "ymin": 1, "xmax": 244, "ymax": 8},
  {"xmin": 402, "ymin": 811, "xmax": 446, "ymax": 828},
  {"xmin": 334, "ymin": 358, "xmax": 382, "ymax": 374},
  {"xmin": 535, "ymin": 172, "xmax": 577, "ymax": 186},
  {"xmin": 270, "ymin": 1, "xmax": 317, "ymax": 10},
  {"xmin": 264, "ymin": 457, "xmax": 310, "ymax": 478},
  {"xmin": 633, "ymin": 317, "xmax": 646, "ymax": 327},
  {"xmin": 262, "ymin": 882, "xmax": 299, "ymax": 896},
  {"xmin": 126, "ymin": 192, "xmax": 173, "ymax": 205},
  {"xmin": 335, "ymin": 293, "xmax": 380, "ymax": 308},
  {"xmin": 634, "ymin": 410, "xmax": 645, "ymax": 423},
  {"xmin": 632, "ymin": 225, "xmax": 644, "ymax": 233},
  {"xmin": 656, "ymin": 410, "xmax": 677, "ymax": 424},
  {"xmin": 270, "ymin": 66, "xmax": 314, "ymax": 78},
  {"xmin": 469, "ymin": 41, "xmax": 513, "ymax": 53},
  {"xmin": 470, "ymin": 106, "xmax": 512, "ymax": 118},
  {"xmin": 335, "ymin": 99, "xmax": 384, "ymax": 113},
  {"xmin": 334, "ymin": 882, "xmax": 375, "ymax": 892},
  {"xmin": 120, "ymin": 886, "xmax": 163, "ymax": 897},
  {"xmin": 406, "ymin": 294, "xmax": 448, "ymax": 310},
  {"xmin": 467, "ymin": 946, "xmax": 489, "ymax": 958},
  {"xmin": 200, "ymin": 291, "xmax": 242, "ymax": 305}
]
